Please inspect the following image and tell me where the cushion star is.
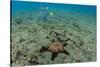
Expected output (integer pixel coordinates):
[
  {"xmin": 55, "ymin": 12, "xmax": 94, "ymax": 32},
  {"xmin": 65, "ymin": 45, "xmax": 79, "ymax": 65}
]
[{"xmin": 40, "ymin": 42, "xmax": 70, "ymax": 61}]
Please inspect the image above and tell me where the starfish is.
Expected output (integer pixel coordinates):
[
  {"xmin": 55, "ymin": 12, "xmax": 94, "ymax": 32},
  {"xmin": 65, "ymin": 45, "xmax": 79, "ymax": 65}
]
[{"xmin": 40, "ymin": 42, "xmax": 70, "ymax": 61}]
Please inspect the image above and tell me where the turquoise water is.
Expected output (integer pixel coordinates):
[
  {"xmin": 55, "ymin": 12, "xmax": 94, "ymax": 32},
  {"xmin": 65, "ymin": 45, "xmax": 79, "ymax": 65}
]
[
  {"xmin": 11, "ymin": 1, "xmax": 96, "ymax": 16},
  {"xmin": 11, "ymin": 1, "xmax": 96, "ymax": 32}
]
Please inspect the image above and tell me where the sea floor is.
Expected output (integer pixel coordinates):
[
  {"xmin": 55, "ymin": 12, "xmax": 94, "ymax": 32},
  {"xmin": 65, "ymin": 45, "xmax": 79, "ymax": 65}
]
[{"xmin": 11, "ymin": 7, "xmax": 96, "ymax": 66}]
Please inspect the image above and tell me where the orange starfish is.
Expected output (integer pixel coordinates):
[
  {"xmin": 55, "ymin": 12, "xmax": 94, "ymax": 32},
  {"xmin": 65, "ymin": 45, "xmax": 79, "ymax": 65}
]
[{"xmin": 40, "ymin": 42, "xmax": 70, "ymax": 60}]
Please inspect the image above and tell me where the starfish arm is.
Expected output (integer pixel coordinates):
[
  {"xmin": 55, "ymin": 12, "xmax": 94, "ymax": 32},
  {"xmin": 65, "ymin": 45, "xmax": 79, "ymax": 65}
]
[
  {"xmin": 62, "ymin": 49, "xmax": 70, "ymax": 55},
  {"xmin": 40, "ymin": 46, "xmax": 48, "ymax": 52},
  {"xmin": 63, "ymin": 42, "xmax": 68, "ymax": 47},
  {"xmin": 51, "ymin": 53, "xmax": 58, "ymax": 61}
]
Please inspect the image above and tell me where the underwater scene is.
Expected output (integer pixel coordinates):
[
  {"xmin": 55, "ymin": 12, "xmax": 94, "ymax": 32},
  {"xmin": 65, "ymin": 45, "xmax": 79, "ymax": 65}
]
[{"xmin": 11, "ymin": 0, "xmax": 96, "ymax": 66}]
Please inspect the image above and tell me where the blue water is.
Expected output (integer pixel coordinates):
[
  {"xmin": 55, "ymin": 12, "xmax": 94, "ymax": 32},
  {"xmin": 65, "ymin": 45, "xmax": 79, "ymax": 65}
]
[{"xmin": 11, "ymin": 1, "xmax": 96, "ymax": 16}]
